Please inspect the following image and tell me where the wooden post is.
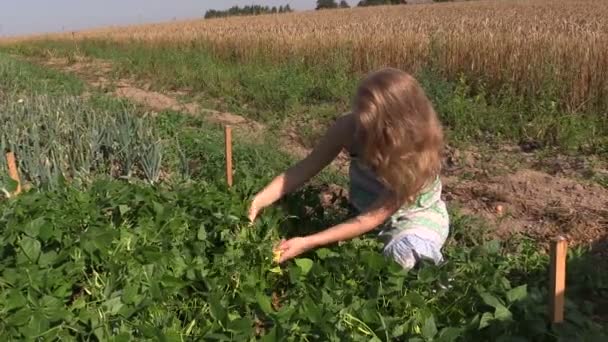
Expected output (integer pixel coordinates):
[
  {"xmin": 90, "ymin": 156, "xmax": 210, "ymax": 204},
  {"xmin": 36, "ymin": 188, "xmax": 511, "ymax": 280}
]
[
  {"xmin": 5, "ymin": 151, "xmax": 22, "ymax": 195},
  {"xmin": 549, "ymin": 236, "xmax": 568, "ymax": 323},
  {"xmin": 225, "ymin": 125, "xmax": 233, "ymax": 187}
]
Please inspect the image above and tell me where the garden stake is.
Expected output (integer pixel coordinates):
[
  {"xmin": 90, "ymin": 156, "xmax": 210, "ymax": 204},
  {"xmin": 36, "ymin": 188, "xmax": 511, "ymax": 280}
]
[
  {"xmin": 5, "ymin": 151, "xmax": 22, "ymax": 196},
  {"xmin": 549, "ymin": 236, "xmax": 567, "ymax": 324}
]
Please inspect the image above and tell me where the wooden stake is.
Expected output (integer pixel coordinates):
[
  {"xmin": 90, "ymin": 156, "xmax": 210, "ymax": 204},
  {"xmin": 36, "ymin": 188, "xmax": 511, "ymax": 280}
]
[
  {"xmin": 5, "ymin": 151, "xmax": 22, "ymax": 195},
  {"xmin": 225, "ymin": 125, "xmax": 233, "ymax": 187},
  {"xmin": 549, "ymin": 236, "xmax": 568, "ymax": 323}
]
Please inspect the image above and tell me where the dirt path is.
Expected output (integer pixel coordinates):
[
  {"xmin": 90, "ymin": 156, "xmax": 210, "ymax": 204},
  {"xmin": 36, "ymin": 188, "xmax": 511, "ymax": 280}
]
[{"xmin": 32, "ymin": 55, "xmax": 608, "ymax": 253}]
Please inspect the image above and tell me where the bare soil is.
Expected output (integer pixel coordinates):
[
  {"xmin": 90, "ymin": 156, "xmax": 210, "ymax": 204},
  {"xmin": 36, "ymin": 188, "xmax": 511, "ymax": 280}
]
[{"xmin": 443, "ymin": 170, "xmax": 607, "ymax": 245}]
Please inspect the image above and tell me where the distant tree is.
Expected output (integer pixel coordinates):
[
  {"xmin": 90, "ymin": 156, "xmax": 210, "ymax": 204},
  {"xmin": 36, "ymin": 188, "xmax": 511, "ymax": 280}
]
[
  {"xmin": 316, "ymin": 0, "xmax": 339, "ymax": 10},
  {"xmin": 284, "ymin": 4, "xmax": 293, "ymax": 12},
  {"xmin": 357, "ymin": 0, "xmax": 406, "ymax": 6},
  {"xmin": 339, "ymin": 0, "xmax": 351, "ymax": 8},
  {"xmin": 204, "ymin": 4, "xmax": 293, "ymax": 19}
]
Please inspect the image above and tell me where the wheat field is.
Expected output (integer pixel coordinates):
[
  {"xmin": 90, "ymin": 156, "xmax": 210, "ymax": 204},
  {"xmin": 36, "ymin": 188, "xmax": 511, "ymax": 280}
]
[{"xmin": 5, "ymin": 0, "xmax": 608, "ymax": 112}]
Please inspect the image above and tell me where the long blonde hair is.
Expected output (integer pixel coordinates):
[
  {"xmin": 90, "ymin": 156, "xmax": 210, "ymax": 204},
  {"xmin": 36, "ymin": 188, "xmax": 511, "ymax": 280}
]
[{"xmin": 353, "ymin": 68, "xmax": 444, "ymax": 206}]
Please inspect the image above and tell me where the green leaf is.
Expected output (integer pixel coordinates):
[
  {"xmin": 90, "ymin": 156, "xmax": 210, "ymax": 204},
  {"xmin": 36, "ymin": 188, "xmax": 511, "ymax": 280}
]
[
  {"xmin": 5, "ymin": 290, "xmax": 27, "ymax": 311},
  {"xmin": 153, "ymin": 201, "xmax": 164, "ymax": 216},
  {"xmin": 392, "ymin": 323, "xmax": 405, "ymax": 338},
  {"xmin": 256, "ymin": 292, "xmax": 273, "ymax": 314},
  {"xmin": 20, "ymin": 236, "xmax": 41, "ymax": 262},
  {"xmin": 479, "ymin": 312, "xmax": 494, "ymax": 330},
  {"xmin": 119, "ymin": 205, "xmax": 131, "ymax": 215},
  {"xmin": 103, "ymin": 296, "xmax": 124, "ymax": 316},
  {"xmin": 437, "ymin": 327, "xmax": 462, "ymax": 342},
  {"xmin": 295, "ymin": 258, "xmax": 313, "ymax": 275},
  {"xmin": 26, "ymin": 312, "xmax": 50, "ymax": 337},
  {"xmin": 479, "ymin": 292, "xmax": 503, "ymax": 309},
  {"xmin": 24, "ymin": 218, "xmax": 44, "ymax": 237},
  {"xmin": 302, "ymin": 296, "xmax": 322, "ymax": 323},
  {"xmin": 494, "ymin": 305, "xmax": 512, "ymax": 322},
  {"xmin": 405, "ymin": 292, "xmax": 426, "ymax": 307},
  {"xmin": 94, "ymin": 326, "xmax": 107, "ymax": 341},
  {"xmin": 268, "ymin": 266, "xmax": 283, "ymax": 275},
  {"xmin": 315, "ymin": 248, "xmax": 338, "ymax": 260},
  {"xmin": 161, "ymin": 275, "xmax": 187, "ymax": 289},
  {"xmin": 208, "ymin": 294, "xmax": 227, "ymax": 323},
  {"xmin": 288, "ymin": 264, "xmax": 301, "ymax": 283},
  {"xmin": 41, "ymin": 295, "xmax": 67, "ymax": 321},
  {"xmin": 421, "ymin": 315, "xmax": 438, "ymax": 340},
  {"xmin": 122, "ymin": 284, "xmax": 139, "ymax": 305},
  {"xmin": 150, "ymin": 282, "xmax": 161, "ymax": 299},
  {"xmin": 38, "ymin": 224, "xmax": 55, "ymax": 242},
  {"xmin": 228, "ymin": 317, "xmax": 253, "ymax": 335},
  {"xmin": 39, "ymin": 251, "xmax": 58, "ymax": 267},
  {"xmin": 8, "ymin": 308, "xmax": 31, "ymax": 326},
  {"xmin": 506, "ymin": 285, "xmax": 527, "ymax": 303},
  {"xmin": 197, "ymin": 224, "xmax": 207, "ymax": 241},
  {"xmin": 72, "ymin": 297, "xmax": 87, "ymax": 310},
  {"xmin": 260, "ymin": 326, "xmax": 277, "ymax": 342},
  {"xmin": 361, "ymin": 251, "xmax": 384, "ymax": 269},
  {"xmin": 417, "ymin": 266, "xmax": 437, "ymax": 283}
]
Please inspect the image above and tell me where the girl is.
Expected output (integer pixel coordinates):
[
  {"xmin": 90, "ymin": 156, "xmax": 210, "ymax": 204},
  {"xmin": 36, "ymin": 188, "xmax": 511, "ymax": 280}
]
[{"xmin": 248, "ymin": 68, "xmax": 449, "ymax": 270}]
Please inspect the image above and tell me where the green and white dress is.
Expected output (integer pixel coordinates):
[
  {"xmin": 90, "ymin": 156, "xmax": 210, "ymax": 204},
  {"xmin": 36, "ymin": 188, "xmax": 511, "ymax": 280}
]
[{"xmin": 347, "ymin": 141, "xmax": 450, "ymax": 270}]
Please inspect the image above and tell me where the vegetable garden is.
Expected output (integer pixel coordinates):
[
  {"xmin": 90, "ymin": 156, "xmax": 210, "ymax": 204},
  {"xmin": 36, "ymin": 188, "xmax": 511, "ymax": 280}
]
[
  {"xmin": 1, "ymin": 0, "xmax": 607, "ymax": 338},
  {"xmin": 0, "ymin": 64, "xmax": 605, "ymax": 341}
]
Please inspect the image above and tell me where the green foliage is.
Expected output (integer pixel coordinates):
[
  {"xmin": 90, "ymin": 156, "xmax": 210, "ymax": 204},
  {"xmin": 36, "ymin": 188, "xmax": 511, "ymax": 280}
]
[
  {"xmin": 204, "ymin": 4, "xmax": 293, "ymax": 19},
  {"xmin": 0, "ymin": 92, "xmax": 163, "ymax": 187},
  {"xmin": 0, "ymin": 44, "xmax": 606, "ymax": 342},
  {"xmin": 0, "ymin": 178, "xmax": 605, "ymax": 340},
  {"xmin": 317, "ymin": 0, "xmax": 339, "ymax": 10},
  {"xmin": 0, "ymin": 53, "xmax": 84, "ymax": 95},
  {"xmin": 358, "ymin": 0, "xmax": 406, "ymax": 7},
  {"xmin": 0, "ymin": 54, "xmax": 168, "ymax": 188}
]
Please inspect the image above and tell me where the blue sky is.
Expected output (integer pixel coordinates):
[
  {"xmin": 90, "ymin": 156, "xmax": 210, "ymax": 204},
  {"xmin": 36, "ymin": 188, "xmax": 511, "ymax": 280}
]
[{"xmin": 0, "ymin": 1, "xmax": 358, "ymax": 37}]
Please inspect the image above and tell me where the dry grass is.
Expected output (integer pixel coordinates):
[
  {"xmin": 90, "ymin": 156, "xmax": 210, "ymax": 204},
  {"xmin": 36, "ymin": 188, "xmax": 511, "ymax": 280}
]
[{"xmin": 4, "ymin": 0, "xmax": 608, "ymax": 112}]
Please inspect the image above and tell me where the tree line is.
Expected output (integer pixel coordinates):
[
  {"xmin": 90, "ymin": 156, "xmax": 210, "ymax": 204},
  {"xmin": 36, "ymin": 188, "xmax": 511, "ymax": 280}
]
[
  {"xmin": 204, "ymin": 4, "xmax": 293, "ymax": 19},
  {"xmin": 316, "ymin": 0, "xmax": 408, "ymax": 9}
]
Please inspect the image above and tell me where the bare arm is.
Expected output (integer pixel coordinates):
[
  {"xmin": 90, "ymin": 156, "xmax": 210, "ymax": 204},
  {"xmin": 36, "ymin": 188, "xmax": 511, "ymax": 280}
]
[
  {"xmin": 307, "ymin": 192, "xmax": 400, "ymax": 247},
  {"xmin": 250, "ymin": 115, "xmax": 353, "ymax": 213},
  {"xmin": 276, "ymin": 192, "xmax": 402, "ymax": 262}
]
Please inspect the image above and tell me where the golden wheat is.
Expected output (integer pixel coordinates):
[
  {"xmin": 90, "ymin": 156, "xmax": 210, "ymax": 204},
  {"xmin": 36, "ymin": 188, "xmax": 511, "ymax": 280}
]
[{"xmin": 5, "ymin": 0, "xmax": 608, "ymax": 112}]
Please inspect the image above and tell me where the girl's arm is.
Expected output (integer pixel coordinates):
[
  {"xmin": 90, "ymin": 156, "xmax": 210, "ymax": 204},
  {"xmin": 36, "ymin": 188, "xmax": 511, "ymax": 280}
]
[
  {"xmin": 250, "ymin": 115, "xmax": 353, "ymax": 216},
  {"xmin": 307, "ymin": 192, "xmax": 401, "ymax": 248},
  {"xmin": 276, "ymin": 192, "xmax": 401, "ymax": 262}
]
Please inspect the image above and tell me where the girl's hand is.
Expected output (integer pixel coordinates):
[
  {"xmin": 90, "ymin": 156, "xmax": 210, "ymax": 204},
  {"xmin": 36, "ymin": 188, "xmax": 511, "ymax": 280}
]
[
  {"xmin": 247, "ymin": 199, "xmax": 262, "ymax": 223},
  {"xmin": 276, "ymin": 237, "xmax": 314, "ymax": 263},
  {"xmin": 248, "ymin": 195, "xmax": 268, "ymax": 224}
]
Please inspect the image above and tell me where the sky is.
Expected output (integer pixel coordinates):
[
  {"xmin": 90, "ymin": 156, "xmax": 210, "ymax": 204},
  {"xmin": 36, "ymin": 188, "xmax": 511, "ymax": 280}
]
[{"xmin": 0, "ymin": 0, "xmax": 357, "ymax": 37}]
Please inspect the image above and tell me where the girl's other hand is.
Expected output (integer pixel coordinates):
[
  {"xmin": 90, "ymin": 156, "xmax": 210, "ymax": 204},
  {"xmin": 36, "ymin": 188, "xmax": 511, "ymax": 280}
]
[
  {"xmin": 248, "ymin": 198, "xmax": 262, "ymax": 224},
  {"xmin": 276, "ymin": 237, "xmax": 314, "ymax": 263}
]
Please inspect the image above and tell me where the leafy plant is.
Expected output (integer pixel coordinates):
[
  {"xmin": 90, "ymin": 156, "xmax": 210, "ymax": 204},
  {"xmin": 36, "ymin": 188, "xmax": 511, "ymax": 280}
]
[
  {"xmin": 0, "ymin": 89, "xmax": 164, "ymax": 187},
  {"xmin": 0, "ymin": 178, "xmax": 605, "ymax": 341}
]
